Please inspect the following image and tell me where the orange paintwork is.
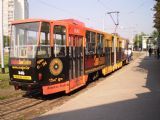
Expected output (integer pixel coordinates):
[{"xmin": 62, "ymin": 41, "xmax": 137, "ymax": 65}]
[
  {"xmin": 60, "ymin": 19, "xmax": 85, "ymax": 36},
  {"xmin": 67, "ymin": 75, "xmax": 88, "ymax": 93},
  {"xmin": 11, "ymin": 19, "xmax": 51, "ymax": 25},
  {"xmin": 42, "ymin": 75, "xmax": 88, "ymax": 95},
  {"xmin": 42, "ymin": 82, "xmax": 69, "ymax": 95}
]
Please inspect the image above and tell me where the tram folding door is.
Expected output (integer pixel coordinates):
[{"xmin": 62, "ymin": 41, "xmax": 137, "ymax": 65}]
[
  {"xmin": 69, "ymin": 35, "xmax": 84, "ymax": 90},
  {"xmin": 105, "ymin": 40, "xmax": 111, "ymax": 66}
]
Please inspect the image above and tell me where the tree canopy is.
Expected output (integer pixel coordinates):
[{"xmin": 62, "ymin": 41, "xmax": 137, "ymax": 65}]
[{"xmin": 154, "ymin": 0, "xmax": 160, "ymax": 32}]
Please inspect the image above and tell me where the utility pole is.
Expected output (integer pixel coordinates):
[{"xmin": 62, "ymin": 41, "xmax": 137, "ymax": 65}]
[
  {"xmin": 106, "ymin": 11, "xmax": 120, "ymax": 67},
  {"xmin": 107, "ymin": 11, "xmax": 120, "ymax": 34},
  {"xmin": 0, "ymin": 0, "xmax": 5, "ymax": 73}
]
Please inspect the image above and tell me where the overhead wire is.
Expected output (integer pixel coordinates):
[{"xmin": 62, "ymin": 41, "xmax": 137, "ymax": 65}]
[
  {"xmin": 36, "ymin": 0, "xmax": 99, "ymax": 26},
  {"xmin": 128, "ymin": 0, "xmax": 148, "ymax": 14},
  {"xmin": 97, "ymin": 0, "xmax": 120, "ymax": 33},
  {"xmin": 34, "ymin": 0, "xmax": 148, "ymax": 33},
  {"xmin": 97, "ymin": 0, "xmax": 113, "ymax": 11}
]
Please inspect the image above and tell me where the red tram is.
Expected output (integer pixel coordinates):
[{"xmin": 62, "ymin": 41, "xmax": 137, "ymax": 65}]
[{"xmin": 9, "ymin": 19, "xmax": 129, "ymax": 95}]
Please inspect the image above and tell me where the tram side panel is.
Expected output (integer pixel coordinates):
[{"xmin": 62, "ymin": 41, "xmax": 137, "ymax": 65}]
[
  {"xmin": 102, "ymin": 33, "xmax": 113, "ymax": 76},
  {"xmin": 116, "ymin": 36, "xmax": 123, "ymax": 68},
  {"xmin": 84, "ymin": 29, "xmax": 106, "ymax": 80},
  {"xmin": 121, "ymin": 38, "xmax": 129, "ymax": 64}
]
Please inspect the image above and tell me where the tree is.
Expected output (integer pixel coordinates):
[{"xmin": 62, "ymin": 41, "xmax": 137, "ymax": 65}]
[
  {"xmin": 151, "ymin": 30, "xmax": 159, "ymax": 39},
  {"xmin": 133, "ymin": 34, "xmax": 139, "ymax": 50},
  {"xmin": 3, "ymin": 35, "xmax": 10, "ymax": 47},
  {"xmin": 133, "ymin": 32, "xmax": 147, "ymax": 50},
  {"xmin": 154, "ymin": 0, "xmax": 160, "ymax": 32},
  {"xmin": 150, "ymin": 30, "xmax": 159, "ymax": 45}
]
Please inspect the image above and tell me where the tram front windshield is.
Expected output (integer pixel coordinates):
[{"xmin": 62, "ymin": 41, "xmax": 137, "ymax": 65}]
[{"xmin": 10, "ymin": 22, "xmax": 40, "ymax": 59}]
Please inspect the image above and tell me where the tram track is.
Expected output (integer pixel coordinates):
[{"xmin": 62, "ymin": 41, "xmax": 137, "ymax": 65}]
[
  {"xmin": 0, "ymin": 75, "xmax": 120, "ymax": 120},
  {"xmin": 0, "ymin": 92, "xmax": 63, "ymax": 120},
  {"xmin": 0, "ymin": 82, "xmax": 97, "ymax": 120},
  {"xmin": 0, "ymin": 75, "xmax": 121, "ymax": 120},
  {"xmin": 0, "ymin": 96, "xmax": 24, "ymax": 105}
]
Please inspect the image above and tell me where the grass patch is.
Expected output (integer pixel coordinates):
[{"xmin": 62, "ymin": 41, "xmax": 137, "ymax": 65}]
[
  {"xmin": 0, "ymin": 79, "xmax": 10, "ymax": 89},
  {"xmin": 0, "ymin": 96, "xmax": 7, "ymax": 100},
  {"xmin": 0, "ymin": 53, "xmax": 24, "ymax": 100},
  {"xmin": 0, "ymin": 53, "xmax": 10, "ymax": 88},
  {"xmin": 0, "ymin": 68, "xmax": 9, "ymax": 80},
  {"xmin": 0, "ymin": 52, "xmax": 9, "ymax": 67},
  {"xmin": 0, "ymin": 73, "xmax": 9, "ymax": 80}
]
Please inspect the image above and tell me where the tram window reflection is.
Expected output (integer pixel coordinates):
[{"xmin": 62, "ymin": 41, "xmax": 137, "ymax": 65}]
[
  {"xmin": 37, "ymin": 22, "xmax": 51, "ymax": 58},
  {"xmin": 10, "ymin": 22, "xmax": 39, "ymax": 58},
  {"xmin": 85, "ymin": 31, "xmax": 96, "ymax": 55},
  {"xmin": 97, "ymin": 33, "xmax": 104, "ymax": 55}
]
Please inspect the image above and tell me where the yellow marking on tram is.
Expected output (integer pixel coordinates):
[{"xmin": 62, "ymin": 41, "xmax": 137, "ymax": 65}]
[{"xmin": 13, "ymin": 75, "xmax": 32, "ymax": 80}]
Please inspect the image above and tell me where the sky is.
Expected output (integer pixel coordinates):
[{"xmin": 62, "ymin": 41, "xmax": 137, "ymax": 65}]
[{"xmin": 28, "ymin": 0, "xmax": 155, "ymax": 40}]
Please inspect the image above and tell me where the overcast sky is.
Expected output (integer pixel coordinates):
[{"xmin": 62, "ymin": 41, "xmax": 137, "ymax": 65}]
[{"xmin": 28, "ymin": 0, "xmax": 155, "ymax": 40}]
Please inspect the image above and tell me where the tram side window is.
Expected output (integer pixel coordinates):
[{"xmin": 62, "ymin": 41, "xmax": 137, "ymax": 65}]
[
  {"xmin": 54, "ymin": 25, "xmax": 66, "ymax": 57},
  {"xmin": 97, "ymin": 33, "xmax": 104, "ymax": 55},
  {"xmin": 78, "ymin": 37, "xmax": 83, "ymax": 57},
  {"xmin": 37, "ymin": 22, "xmax": 51, "ymax": 58},
  {"xmin": 86, "ymin": 31, "xmax": 96, "ymax": 55}
]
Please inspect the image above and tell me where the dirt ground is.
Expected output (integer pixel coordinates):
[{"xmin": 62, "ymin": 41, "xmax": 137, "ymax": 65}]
[{"xmin": 0, "ymin": 82, "xmax": 23, "ymax": 99}]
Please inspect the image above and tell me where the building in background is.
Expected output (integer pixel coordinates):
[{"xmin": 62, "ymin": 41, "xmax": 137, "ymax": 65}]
[
  {"xmin": 142, "ymin": 36, "xmax": 149, "ymax": 51},
  {"xmin": 142, "ymin": 36, "xmax": 155, "ymax": 51},
  {"xmin": 3, "ymin": 0, "xmax": 29, "ymax": 37}
]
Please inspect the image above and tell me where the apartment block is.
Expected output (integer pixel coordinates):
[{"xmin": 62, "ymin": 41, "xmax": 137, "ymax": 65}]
[{"xmin": 3, "ymin": 0, "xmax": 29, "ymax": 36}]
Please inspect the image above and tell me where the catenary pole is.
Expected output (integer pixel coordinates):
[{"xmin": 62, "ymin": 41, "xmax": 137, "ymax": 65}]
[
  {"xmin": 107, "ymin": 11, "xmax": 120, "ymax": 34},
  {"xmin": 0, "ymin": 0, "xmax": 5, "ymax": 73}
]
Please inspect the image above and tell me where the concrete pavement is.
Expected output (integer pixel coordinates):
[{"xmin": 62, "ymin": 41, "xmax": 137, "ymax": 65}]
[{"xmin": 36, "ymin": 54, "xmax": 160, "ymax": 120}]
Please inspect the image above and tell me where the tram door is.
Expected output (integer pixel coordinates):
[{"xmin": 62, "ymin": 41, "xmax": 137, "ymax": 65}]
[
  {"xmin": 112, "ymin": 36, "xmax": 117, "ymax": 65},
  {"xmin": 69, "ymin": 35, "xmax": 83, "ymax": 89}
]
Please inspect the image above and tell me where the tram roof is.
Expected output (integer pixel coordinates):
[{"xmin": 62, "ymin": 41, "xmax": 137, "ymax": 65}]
[
  {"xmin": 11, "ymin": 19, "xmax": 51, "ymax": 25},
  {"xmin": 86, "ymin": 27, "xmax": 112, "ymax": 36},
  {"xmin": 57, "ymin": 19, "xmax": 85, "ymax": 26}
]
